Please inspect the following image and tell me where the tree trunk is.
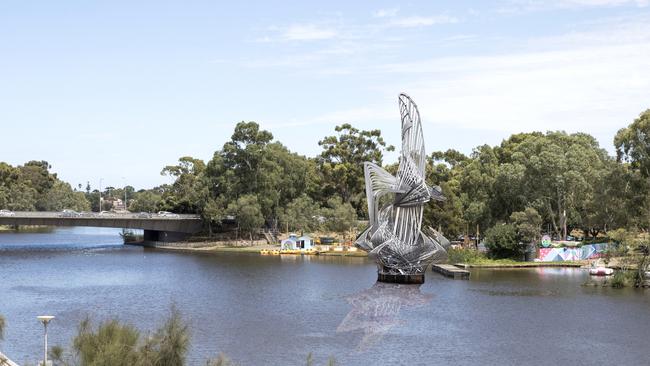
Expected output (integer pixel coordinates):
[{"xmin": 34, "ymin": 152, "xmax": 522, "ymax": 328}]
[{"xmin": 548, "ymin": 202, "xmax": 560, "ymax": 240}]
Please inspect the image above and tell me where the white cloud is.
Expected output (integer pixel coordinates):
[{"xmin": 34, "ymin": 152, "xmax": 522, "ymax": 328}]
[
  {"xmin": 283, "ymin": 24, "xmax": 338, "ymax": 41},
  {"xmin": 499, "ymin": 0, "xmax": 649, "ymax": 13},
  {"xmin": 389, "ymin": 15, "xmax": 459, "ymax": 28},
  {"xmin": 373, "ymin": 8, "xmax": 399, "ymax": 18},
  {"xmin": 559, "ymin": 0, "xmax": 648, "ymax": 6},
  {"xmin": 375, "ymin": 19, "xmax": 650, "ymax": 139}
]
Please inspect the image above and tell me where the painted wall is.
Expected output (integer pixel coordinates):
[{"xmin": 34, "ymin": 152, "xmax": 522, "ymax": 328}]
[{"xmin": 537, "ymin": 243, "xmax": 608, "ymax": 262}]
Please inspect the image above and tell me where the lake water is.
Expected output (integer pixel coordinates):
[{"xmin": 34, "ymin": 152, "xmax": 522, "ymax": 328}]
[{"xmin": 1, "ymin": 227, "xmax": 649, "ymax": 365}]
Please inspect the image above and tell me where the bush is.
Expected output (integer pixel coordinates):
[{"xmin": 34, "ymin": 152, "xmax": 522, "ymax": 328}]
[
  {"xmin": 484, "ymin": 223, "xmax": 522, "ymax": 259},
  {"xmin": 447, "ymin": 248, "xmax": 487, "ymax": 264},
  {"xmin": 608, "ymin": 270, "xmax": 636, "ymax": 288},
  {"xmin": 53, "ymin": 306, "xmax": 190, "ymax": 366}
]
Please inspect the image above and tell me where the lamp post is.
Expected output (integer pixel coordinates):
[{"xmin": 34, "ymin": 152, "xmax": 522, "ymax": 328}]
[
  {"xmin": 98, "ymin": 178, "xmax": 103, "ymax": 213},
  {"xmin": 37, "ymin": 315, "xmax": 54, "ymax": 366}
]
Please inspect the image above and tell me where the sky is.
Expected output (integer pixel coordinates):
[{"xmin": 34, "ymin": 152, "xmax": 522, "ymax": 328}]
[{"xmin": 1, "ymin": 0, "xmax": 649, "ymax": 190}]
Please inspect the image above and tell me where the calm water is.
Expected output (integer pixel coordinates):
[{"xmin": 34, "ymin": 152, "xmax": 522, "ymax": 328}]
[{"xmin": 1, "ymin": 228, "xmax": 649, "ymax": 365}]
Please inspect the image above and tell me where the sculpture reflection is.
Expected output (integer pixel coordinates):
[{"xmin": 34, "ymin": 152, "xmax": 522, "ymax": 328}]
[{"xmin": 336, "ymin": 282, "xmax": 432, "ymax": 351}]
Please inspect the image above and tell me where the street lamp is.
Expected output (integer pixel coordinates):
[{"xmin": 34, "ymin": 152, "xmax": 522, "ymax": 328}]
[
  {"xmin": 37, "ymin": 315, "xmax": 54, "ymax": 366},
  {"xmin": 98, "ymin": 178, "xmax": 103, "ymax": 213}
]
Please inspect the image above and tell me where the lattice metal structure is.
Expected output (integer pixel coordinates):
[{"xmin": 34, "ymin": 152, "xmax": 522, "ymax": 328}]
[{"xmin": 356, "ymin": 94, "xmax": 449, "ymax": 283}]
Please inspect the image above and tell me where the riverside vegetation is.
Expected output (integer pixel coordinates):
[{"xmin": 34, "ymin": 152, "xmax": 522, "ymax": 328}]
[
  {"xmin": 0, "ymin": 310, "xmax": 336, "ymax": 366},
  {"xmin": 3, "ymin": 110, "xmax": 650, "ymax": 259}
]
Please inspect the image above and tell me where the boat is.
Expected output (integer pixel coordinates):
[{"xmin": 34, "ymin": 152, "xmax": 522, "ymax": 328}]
[
  {"xmin": 259, "ymin": 249, "xmax": 269, "ymax": 255},
  {"xmin": 589, "ymin": 267, "xmax": 614, "ymax": 276}
]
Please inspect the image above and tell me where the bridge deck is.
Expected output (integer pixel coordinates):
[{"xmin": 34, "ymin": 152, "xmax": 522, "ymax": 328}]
[{"xmin": 0, "ymin": 211, "xmax": 203, "ymax": 234}]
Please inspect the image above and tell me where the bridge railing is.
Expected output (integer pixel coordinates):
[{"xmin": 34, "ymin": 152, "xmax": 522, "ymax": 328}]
[{"xmin": 5, "ymin": 211, "xmax": 201, "ymax": 220}]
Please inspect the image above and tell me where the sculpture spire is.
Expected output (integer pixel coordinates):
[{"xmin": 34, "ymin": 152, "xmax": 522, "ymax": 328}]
[{"xmin": 355, "ymin": 93, "xmax": 449, "ymax": 284}]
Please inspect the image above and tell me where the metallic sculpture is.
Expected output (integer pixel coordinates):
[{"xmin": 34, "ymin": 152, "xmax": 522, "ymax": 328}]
[{"xmin": 356, "ymin": 94, "xmax": 449, "ymax": 283}]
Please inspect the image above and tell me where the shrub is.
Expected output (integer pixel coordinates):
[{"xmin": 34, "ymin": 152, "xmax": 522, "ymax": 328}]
[
  {"xmin": 484, "ymin": 223, "xmax": 522, "ymax": 259},
  {"xmin": 447, "ymin": 248, "xmax": 486, "ymax": 264},
  {"xmin": 608, "ymin": 270, "xmax": 636, "ymax": 288},
  {"xmin": 52, "ymin": 306, "xmax": 190, "ymax": 366}
]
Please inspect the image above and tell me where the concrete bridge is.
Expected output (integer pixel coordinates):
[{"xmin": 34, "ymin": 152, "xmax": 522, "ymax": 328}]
[{"xmin": 0, "ymin": 211, "xmax": 203, "ymax": 242}]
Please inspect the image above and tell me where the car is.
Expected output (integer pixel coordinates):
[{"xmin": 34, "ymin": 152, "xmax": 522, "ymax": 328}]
[
  {"xmin": 136, "ymin": 212, "xmax": 152, "ymax": 218},
  {"xmin": 60, "ymin": 209, "xmax": 81, "ymax": 217},
  {"xmin": 98, "ymin": 211, "xmax": 115, "ymax": 217},
  {"xmin": 0, "ymin": 209, "xmax": 15, "ymax": 217},
  {"xmin": 80, "ymin": 211, "xmax": 95, "ymax": 217},
  {"xmin": 157, "ymin": 211, "xmax": 180, "ymax": 218}
]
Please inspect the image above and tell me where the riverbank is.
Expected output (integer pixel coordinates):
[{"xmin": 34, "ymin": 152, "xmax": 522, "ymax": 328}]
[
  {"xmin": 130, "ymin": 241, "xmax": 369, "ymax": 257},
  {"xmin": 455, "ymin": 261, "xmax": 587, "ymax": 268},
  {"xmin": 0, "ymin": 225, "xmax": 54, "ymax": 233},
  {"xmin": 135, "ymin": 242, "xmax": 603, "ymax": 263}
]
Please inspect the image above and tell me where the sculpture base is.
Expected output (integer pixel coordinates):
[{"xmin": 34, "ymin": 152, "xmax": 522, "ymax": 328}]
[{"xmin": 377, "ymin": 272, "xmax": 425, "ymax": 284}]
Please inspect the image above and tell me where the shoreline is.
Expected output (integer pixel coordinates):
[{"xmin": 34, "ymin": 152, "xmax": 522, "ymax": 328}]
[
  {"xmin": 456, "ymin": 261, "xmax": 587, "ymax": 268},
  {"xmin": 129, "ymin": 242, "xmax": 601, "ymax": 264},
  {"xmin": 128, "ymin": 241, "xmax": 369, "ymax": 257}
]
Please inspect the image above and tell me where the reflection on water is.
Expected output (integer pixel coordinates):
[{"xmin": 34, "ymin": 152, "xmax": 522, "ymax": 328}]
[{"xmin": 337, "ymin": 282, "xmax": 432, "ymax": 351}]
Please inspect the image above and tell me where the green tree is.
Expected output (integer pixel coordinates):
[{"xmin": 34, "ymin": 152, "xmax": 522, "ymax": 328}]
[
  {"xmin": 160, "ymin": 157, "xmax": 208, "ymax": 214},
  {"xmin": 73, "ymin": 318, "xmax": 141, "ymax": 366},
  {"xmin": 615, "ymin": 109, "xmax": 650, "ymax": 177},
  {"xmin": 317, "ymin": 123, "xmax": 394, "ymax": 217},
  {"xmin": 484, "ymin": 223, "xmax": 520, "ymax": 259},
  {"xmin": 424, "ymin": 151, "xmax": 468, "ymax": 238},
  {"xmin": 201, "ymin": 197, "xmax": 225, "ymax": 236},
  {"xmin": 205, "ymin": 122, "xmax": 317, "ymax": 228},
  {"xmin": 54, "ymin": 307, "xmax": 190, "ymax": 366},
  {"xmin": 510, "ymin": 207, "xmax": 542, "ymax": 244},
  {"xmin": 280, "ymin": 194, "xmax": 321, "ymax": 235},
  {"xmin": 227, "ymin": 194, "xmax": 264, "ymax": 244},
  {"xmin": 139, "ymin": 306, "xmax": 189, "ymax": 366},
  {"xmin": 495, "ymin": 132, "xmax": 610, "ymax": 240},
  {"xmin": 322, "ymin": 197, "xmax": 357, "ymax": 235},
  {"xmin": 130, "ymin": 190, "xmax": 163, "ymax": 213},
  {"xmin": 41, "ymin": 181, "xmax": 90, "ymax": 211}
]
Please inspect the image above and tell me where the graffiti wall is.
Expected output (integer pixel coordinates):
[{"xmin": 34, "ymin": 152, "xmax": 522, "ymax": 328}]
[{"xmin": 537, "ymin": 243, "xmax": 608, "ymax": 262}]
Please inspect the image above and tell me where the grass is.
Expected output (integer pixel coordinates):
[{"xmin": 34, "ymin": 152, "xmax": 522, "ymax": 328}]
[{"xmin": 446, "ymin": 247, "xmax": 585, "ymax": 267}]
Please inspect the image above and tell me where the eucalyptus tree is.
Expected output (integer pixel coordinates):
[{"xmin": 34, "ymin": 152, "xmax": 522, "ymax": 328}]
[
  {"xmin": 279, "ymin": 194, "xmax": 321, "ymax": 235},
  {"xmin": 615, "ymin": 109, "xmax": 650, "ymax": 177},
  {"xmin": 160, "ymin": 156, "xmax": 208, "ymax": 214},
  {"xmin": 424, "ymin": 150, "xmax": 466, "ymax": 237},
  {"xmin": 227, "ymin": 194, "xmax": 264, "ymax": 243},
  {"xmin": 496, "ymin": 132, "xmax": 610, "ymax": 239},
  {"xmin": 316, "ymin": 123, "xmax": 394, "ymax": 217},
  {"xmin": 206, "ymin": 122, "xmax": 316, "ymax": 228}
]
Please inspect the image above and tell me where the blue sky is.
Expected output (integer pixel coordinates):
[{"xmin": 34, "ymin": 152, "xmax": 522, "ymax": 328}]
[{"xmin": 1, "ymin": 0, "xmax": 649, "ymax": 189}]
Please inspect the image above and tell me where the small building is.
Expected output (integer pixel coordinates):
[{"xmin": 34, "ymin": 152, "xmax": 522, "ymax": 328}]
[
  {"xmin": 297, "ymin": 235, "xmax": 314, "ymax": 250},
  {"xmin": 281, "ymin": 234, "xmax": 314, "ymax": 250},
  {"xmin": 281, "ymin": 233, "xmax": 299, "ymax": 250}
]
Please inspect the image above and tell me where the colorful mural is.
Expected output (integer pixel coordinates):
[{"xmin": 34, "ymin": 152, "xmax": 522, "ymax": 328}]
[{"xmin": 537, "ymin": 243, "xmax": 608, "ymax": 262}]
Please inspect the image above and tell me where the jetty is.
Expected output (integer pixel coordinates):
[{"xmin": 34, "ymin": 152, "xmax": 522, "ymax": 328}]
[{"xmin": 431, "ymin": 264, "xmax": 470, "ymax": 280}]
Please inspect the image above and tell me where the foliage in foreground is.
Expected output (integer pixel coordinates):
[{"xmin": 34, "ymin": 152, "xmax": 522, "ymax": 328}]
[
  {"xmin": 46, "ymin": 308, "xmax": 337, "ymax": 366},
  {"xmin": 51, "ymin": 306, "xmax": 189, "ymax": 366}
]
